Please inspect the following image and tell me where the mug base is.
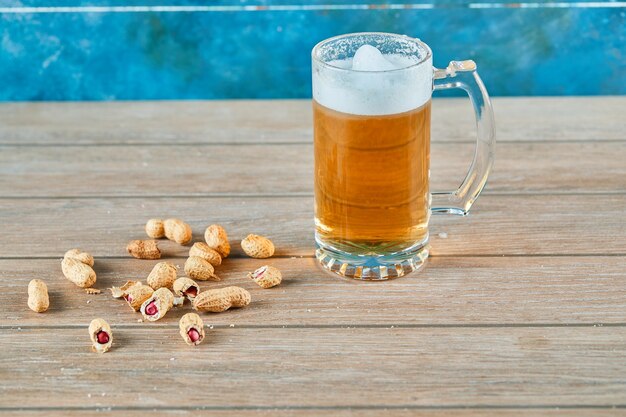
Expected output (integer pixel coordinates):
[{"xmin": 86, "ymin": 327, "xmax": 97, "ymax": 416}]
[{"xmin": 315, "ymin": 237, "xmax": 429, "ymax": 281}]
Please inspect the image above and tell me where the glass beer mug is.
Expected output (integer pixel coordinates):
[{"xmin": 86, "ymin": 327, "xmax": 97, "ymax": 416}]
[{"xmin": 312, "ymin": 32, "xmax": 495, "ymax": 280}]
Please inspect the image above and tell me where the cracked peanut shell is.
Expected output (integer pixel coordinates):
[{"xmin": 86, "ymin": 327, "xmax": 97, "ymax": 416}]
[
  {"xmin": 89, "ymin": 318, "xmax": 112, "ymax": 353},
  {"xmin": 173, "ymin": 277, "xmax": 200, "ymax": 301},
  {"xmin": 248, "ymin": 265, "xmax": 282, "ymax": 289},
  {"xmin": 124, "ymin": 283, "xmax": 155, "ymax": 311},
  {"xmin": 179, "ymin": 313, "xmax": 205, "ymax": 346},
  {"xmin": 140, "ymin": 287, "xmax": 174, "ymax": 321}
]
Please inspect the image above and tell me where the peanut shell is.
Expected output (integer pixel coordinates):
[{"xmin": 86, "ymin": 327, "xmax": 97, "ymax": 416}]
[
  {"xmin": 62, "ymin": 257, "xmax": 97, "ymax": 288},
  {"xmin": 109, "ymin": 280, "xmax": 139, "ymax": 298},
  {"xmin": 146, "ymin": 261, "xmax": 177, "ymax": 290},
  {"xmin": 126, "ymin": 240, "xmax": 161, "ymax": 260},
  {"xmin": 124, "ymin": 283, "xmax": 154, "ymax": 311},
  {"xmin": 204, "ymin": 224, "xmax": 230, "ymax": 258},
  {"xmin": 140, "ymin": 288, "xmax": 174, "ymax": 321},
  {"xmin": 145, "ymin": 218, "xmax": 165, "ymax": 239},
  {"xmin": 193, "ymin": 286, "xmax": 251, "ymax": 313},
  {"xmin": 89, "ymin": 318, "xmax": 112, "ymax": 353},
  {"xmin": 27, "ymin": 279, "xmax": 49, "ymax": 313},
  {"xmin": 248, "ymin": 265, "xmax": 282, "ymax": 289},
  {"xmin": 241, "ymin": 234, "xmax": 275, "ymax": 259},
  {"xmin": 173, "ymin": 277, "xmax": 200, "ymax": 301},
  {"xmin": 189, "ymin": 242, "xmax": 222, "ymax": 266},
  {"xmin": 64, "ymin": 248, "xmax": 95, "ymax": 267},
  {"xmin": 184, "ymin": 256, "xmax": 220, "ymax": 281},
  {"xmin": 164, "ymin": 218, "xmax": 193, "ymax": 245},
  {"xmin": 179, "ymin": 313, "xmax": 205, "ymax": 346}
]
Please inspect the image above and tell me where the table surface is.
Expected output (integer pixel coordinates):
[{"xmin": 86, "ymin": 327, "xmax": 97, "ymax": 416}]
[{"xmin": 0, "ymin": 97, "xmax": 625, "ymax": 416}]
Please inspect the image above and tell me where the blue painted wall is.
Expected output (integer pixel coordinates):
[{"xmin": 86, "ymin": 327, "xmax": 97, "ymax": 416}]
[{"xmin": 0, "ymin": 0, "xmax": 624, "ymax": 100}]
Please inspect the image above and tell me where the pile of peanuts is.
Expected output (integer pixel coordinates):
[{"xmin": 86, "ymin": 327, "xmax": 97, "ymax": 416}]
[{"xmin": 27, "ymin": 218, "xmax": 282, "ymax": 353}]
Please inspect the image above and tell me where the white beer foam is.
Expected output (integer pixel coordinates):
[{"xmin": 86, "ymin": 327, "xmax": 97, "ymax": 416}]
[{"xmin": 313, "ymin": 47, "xmax": 432, "ymax": 116}]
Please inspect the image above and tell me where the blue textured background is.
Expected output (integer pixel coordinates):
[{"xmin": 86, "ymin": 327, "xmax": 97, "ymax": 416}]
[{"xmin": 0, "ymin": 0, "xmax": 625, "ymax": 100}]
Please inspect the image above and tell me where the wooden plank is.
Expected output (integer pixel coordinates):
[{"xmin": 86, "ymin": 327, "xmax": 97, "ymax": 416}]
[
  {"xmin": 0, "ymin": 327, "xmax": 624, "ymax": 408},
  {"xmin": 2, "ymin": 256, "xmax": 625, "ymax": 327},
  {"xmin": 0, "ymin": 98, "xmax": 624, "ymax": 146},
  {"xmin": 1, "ymin": 141, "xmax": 625, "ymax": 197},
  {"xmin": 1, "ymin": 411, "xmax": 623, "ymax": 417},
  {"xmin": 1, "ymin": 194, "xmax": 624, "ymax": 258}
]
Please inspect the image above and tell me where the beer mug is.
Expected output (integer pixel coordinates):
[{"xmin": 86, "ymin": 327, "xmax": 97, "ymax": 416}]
[{"xmin": 312, "ymin": 32, "xmax": 495, "ymax": 280}]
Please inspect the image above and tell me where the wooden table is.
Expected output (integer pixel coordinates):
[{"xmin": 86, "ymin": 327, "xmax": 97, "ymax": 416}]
[{"xmin": 1, "ymin": 98, "xmax": 625, "ymax": 416}]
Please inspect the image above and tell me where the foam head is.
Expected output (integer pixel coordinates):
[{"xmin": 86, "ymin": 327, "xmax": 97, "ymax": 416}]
[{"xmin": 312, "ymin": 33, "xmax": 433, "ymax": 116}]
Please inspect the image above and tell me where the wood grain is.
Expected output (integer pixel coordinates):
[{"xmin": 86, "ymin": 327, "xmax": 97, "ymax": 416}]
[
  {"xmin": 1, "ymin": 194, "xmax": 624, "ymax": 258},
  {"xmin": 1, "ymin": 141, "xmax": 625, "ymax": 197},
  {"xmin": 2, "ymin": 257, "xmax": 625, "ymax": 327},
  {"xmin": 1, "ymin": 327, "xmax": 624, "ymax": 408},
  {"xmin": 0, "ymin": 98, "xmax": 624, "ymax": 145},
  {"xmin": 2, "ymin": 411, "xmax": 623, "ymax": 417}
]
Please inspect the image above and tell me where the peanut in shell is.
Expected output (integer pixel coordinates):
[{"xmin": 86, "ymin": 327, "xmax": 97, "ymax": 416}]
[
  {"xmin": 27, "ymin": 279, "xmax": 49, "ymax": 313},
  {"xmin": 64, "ymin": 248, "xmax": 95, "ymax": 267},
  {"xmin": 193, "ymin": 286, "xmax": 251, "ymax": 313},
  {"xmin": 204, "ymin": 224, "xmax": 230, "ymax": 258},
  {"xmin": 179, "ymin": 313, "xmax": 205, "ymax": 346},
  {"xmin": 62, "ymin": 257, "xmax": 97, "ymax": 288},
  {"xmin": 126, "ymin": 240, "xmax": 161, "ymax": 260},
  {"xmin": 124, "ymin": 283, "xmax": 154, "ymax": 311},
  {"xmin": 189, "ymin": 242, "xmax": 222, "ymax": 266},
  {"xmin": 140, "ymin": 287, "xmax": 174, "ymax": 321},
  {"xmin": 248, "ymin": 265, "xmax": 282, "ymax": 289},
  {"xmin": 89, "ymin": 318, "xmax": 112, "ymax": 353},
  {"xmin": 145, "ymin": 218, "xmax": 165, "ymax": 239},
  {"xmin": 173, "ymin": 277, "xmax": 200, "ymax": 301},
  {"xmin": 146, "ymin": 261, "xmax": 177, "ymax": 290},
  {"xmin": 164, "ymin": 218, "xmax": 193, "ymax": 245},
  {"xmin": 241, "ymin": 234, "xmax": 275, "ymax": 259},
  {"xmin": 184, "ymin": 256, "xmax": 220, "ymax": 281}
]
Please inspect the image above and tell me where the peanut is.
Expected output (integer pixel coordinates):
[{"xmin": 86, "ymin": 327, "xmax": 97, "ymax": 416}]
[
  {"xmin": 89, "ymin": 318, "xmax": 112, "ymax": 353},
  {"xmin": 248, "ymin": 265, "xmax": 282, "ymax": 289},
  {"xmin": 193, "ymin": 286, "xmax": 251, "ymax": 313},
  {"xmin": 184, "ymin": 256, "xmax": 220, "ymax": 281},
  {"xmin": 126, "ymin": 239, "xmax": 161, "ymax": 260},
  {"xmin": 140, "ymin": 288, "xmax": 174, "ymax": 321},
  {"xmin": 189, "ymin": 242, "xmax": 222, "ymax": 267},
  {"xmin": 179, "ymin": 313, "xmax": 205, "ymax": 346},
  {"xmin": 146, "ymin": 261, "xmax": 177, "ymax": 290},
  {"xmin": 145, "ymin": 218, "xmax": 165, "ymax": 239},
  {"xmin": 27, "ymin": 279, "xmax": 49, "ymax": 313},
  {"xmin": 164, "ymin": 218, "xmax": 193, "ymax": 245},
  {"xmin": 204, "ymin": 224, "xmax": 230, "ymax": 258},
  {"xmin": 64, "ymin": 248, "xmax": 94, "ymax": 267},
  {"xmin": 173, "ymin": 277, "xmax": 200, "ymax": 301},
  {"xmin": 124, "ymin": 283, "xmax": 154, "ymax": 311},
  {"xmin": 62, "ymin": 251, "xmax": 96, "ymax": 288},
  {"xmin": 241, "ymin": 234, "xmax": 275, "ymax": 259}
]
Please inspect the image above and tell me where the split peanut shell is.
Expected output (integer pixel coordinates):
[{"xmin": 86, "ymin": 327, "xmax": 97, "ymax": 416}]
[
  {"xmin": 64, "ymin": 248, "xmax": 95, "ymax": 267},
  {"xmin": 126, "ymin": 240, "xmax": 161, "ymax": 260},
  {"xmin": 164, "ymin": 218, "xmax": 193, "ymax": 245},
  {"xmin": 61, "ymin": 257, "xmax": 97, "ymax": 288},
  {"xmin": 241, "ymin": 234, "xmax": 275, "ymax": 259},
  {"xmin": 27, "ymin": 279, "xmax": 49, "ymax": 313},
  {"xmin": 109, "ymin": 280, "xmax": 139, "ymax": 298},
  {"xmin": 140, "ymin": 288, "xmax": 174, "ymax": 321},
  {"xmin": 145, "ymin": 218, "xmax": 165, "ymax": 239},
  {"xmin": 179, "ymin": 313, "xmax": 205, "ymax": 346},
  {"xmin": 204, "ymin": 224, "xmax": 230, "ymax": 258},
  {"xmin": 89, "ymin": 318, "xmax": 112, "ymax": 353},
  {"xmin": 125, "ymin": 283, "xmax": 155, "ymax": 311},
  {"xmin": 173, "ymin": 277, "xmax": 200, "ymax": 301},
  {"xmin": 189, "ymin": 242, "xmax": 222, "ymax": 267},
  {"xmin": 248, "ymin": 265, "xmax": 282, "ymax": 289},
  {"xmin": 193, "ymin": 286, "xmax": 251, "ymax": 313},
  {"xmin": 146, "ymin": 261, "xmax": 177, "ymax": 290},
  {"xmin": 184, "ymin": 257, "xmax": 220, "ymax": 281}
]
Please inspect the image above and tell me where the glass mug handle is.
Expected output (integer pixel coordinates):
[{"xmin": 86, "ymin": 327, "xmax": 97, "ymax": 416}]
[{"xmin": 431, "ymin": 60, "xmax": 496, "ymax": 215}]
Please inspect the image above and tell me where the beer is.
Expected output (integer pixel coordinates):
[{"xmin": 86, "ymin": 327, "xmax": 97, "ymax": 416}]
[{"xmin": 314, "ymin": 100, "xmax": 431, "ymax": 254}]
